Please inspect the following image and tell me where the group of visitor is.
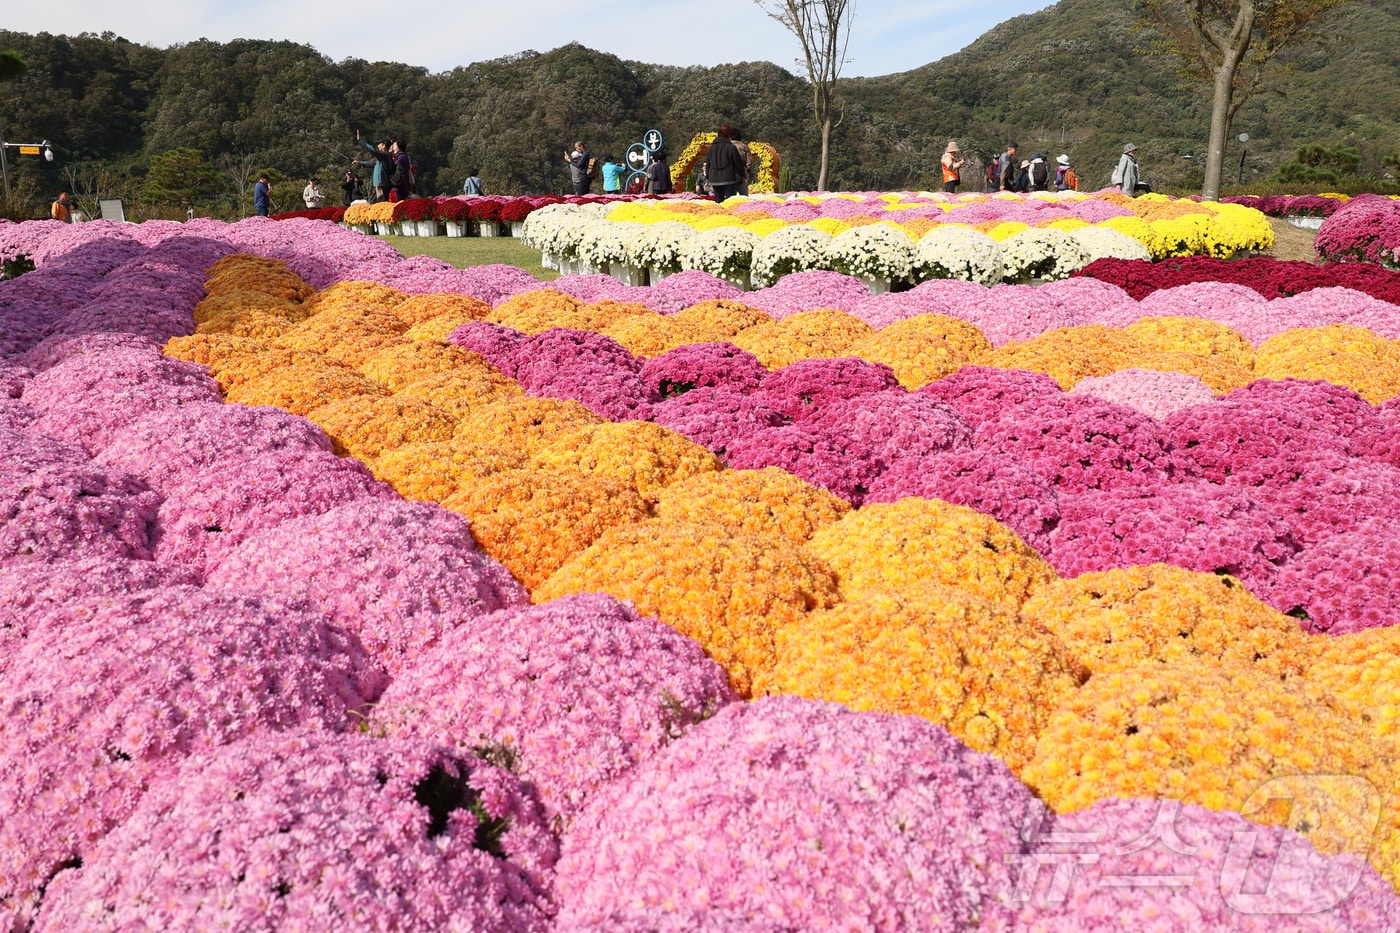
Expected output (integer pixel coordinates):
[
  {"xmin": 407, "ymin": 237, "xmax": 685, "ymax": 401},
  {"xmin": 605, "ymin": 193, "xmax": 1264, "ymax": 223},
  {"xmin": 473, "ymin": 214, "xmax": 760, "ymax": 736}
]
[
  {"xmin": 564, "ymin": 140, "xmax": 674, "ymax": 197},
  {"xmin": 957, "ymin": 140, "xmax": 1146, "ymax": 197}
]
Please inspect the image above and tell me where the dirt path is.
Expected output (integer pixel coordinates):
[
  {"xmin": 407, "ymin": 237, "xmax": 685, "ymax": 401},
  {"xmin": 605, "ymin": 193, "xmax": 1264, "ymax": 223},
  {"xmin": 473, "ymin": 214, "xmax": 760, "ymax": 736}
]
[{"xmin": 1263, "ymin": 218, "xmax": 1317, "ymax": 262}]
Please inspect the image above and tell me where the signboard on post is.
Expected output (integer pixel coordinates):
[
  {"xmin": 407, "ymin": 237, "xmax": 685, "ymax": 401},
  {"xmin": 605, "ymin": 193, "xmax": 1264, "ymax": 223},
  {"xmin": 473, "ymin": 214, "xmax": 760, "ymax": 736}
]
[
  {"xmin": 18, "ymin": 146, "xmax": 39, "ymax": 156},
  {"xmin": 644, "ymin": 130, "xmax": 663, "ymax": 153}
]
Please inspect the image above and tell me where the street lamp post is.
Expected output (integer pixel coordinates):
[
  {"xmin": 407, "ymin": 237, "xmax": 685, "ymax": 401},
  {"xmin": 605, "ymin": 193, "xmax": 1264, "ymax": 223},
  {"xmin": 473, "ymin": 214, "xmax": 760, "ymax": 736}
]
[
  {"xmin": 1236, "ymin": 133, "xmax": 1249, "ymax": 186},
  {"xmin": 0, "ymin": 128, "xmax": 55, "ymax": 205}
]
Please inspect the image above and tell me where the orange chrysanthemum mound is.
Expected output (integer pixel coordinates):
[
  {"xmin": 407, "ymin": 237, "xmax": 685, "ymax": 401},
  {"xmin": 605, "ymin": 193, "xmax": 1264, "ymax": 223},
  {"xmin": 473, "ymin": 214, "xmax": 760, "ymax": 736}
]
[
  {"xmin": 190, "ymin": 345, "xmax": 328, "ymax": 392},
  {"xmin": 163, "ymin": 334, "xmax": 268, "ymax": 372},
  {"xmin": 223, "ymin": 361, "xmax": 388, "ymax": 416},
  {"xmin": 194, "ymin": 308, "xmax": 299, "ymax": 339},
  {"xmin": 389, "ymin": 293, "xmax": 491, "ymax": 327},
  {"xmin": 600, "ymin": 315, "xmax": 713, "ymax": 359},
  {"xmin": 442, "ymin": 469, "xmax": 649, "ymax": 590},
  {"xmin": 652, "ymin": 466, "xmax": 850, "ymax": 546},
  {"xmin": 453, "ymin": 395, "xmax": 603, "ymax": 455},
  {"xmin": 394, "ymin": 368, "xmax": 522, "ymax": 420},
  {"xmin": 277, "ymin": 303, "xmax": 408, "ymax": 350},
  {"xmin": 370, "ymin": 439, "xmax": 527, "ymax": 502},
  {"xmin": 306, "ymin": 395, "xmax": 457, "ymax": 461},
  {"xmin": 402, "ymin": 313, "xmax": 486, "ymax": 343},
  {"xmin": 730, "ymin": 309, "xmax": 874, "ymax": 370},
  {"xmin": 876, "ymin": 313, "xmax": 994, "ymax": 359},
  {"xmin": 528, "ymin": 421, "xmax": 723, "ymax": 502},
  {"xmin": 300, "ymin": 280, "xmax": 406, "ymax": 316},
  {"xmin": 192, "ymin": 290, "xmax": 309, "ymax": 327},
  {"xmin": 356, "ymin": 340, "xmax": 487, "ymax": 392},
  {"xmin": 1302, "ymin": 626, "xmax": 1400, "ymax": 742},
  {"xmin": 484, "ymin": 289, "xmax": 604, "ymax": 334},
  {"xmin": 1121, "ymin": 315, "xmax": 1256, "ymax": 368},
  {"xmin": 1019, "ymin": 563, "xmax": 1307, "ymax": 679},
  {"xmin": 204, "ymin": 254, "xmax": 316, "ymax": 304},
  {"xmin": 1253, "ymin": 325, "xmax": 1400, "ymax": 403},
  {"xmin": 670, "ymin": 298, "xmax": 773, "ymax": 338},
  {"xmin": 848, "ymin": 330, "xmax": 970, "ymax": 389},
  {"xmin": 537, "ymin": 520, "xmax": 841, "ymax": 698},
  {"xmin": 976, "ymin": 325, "xmax": 1143, "ymax": 390},
  {"xmin": 770, "ymin": 582, "xmax": 1085, "ymax": 769},
  {"xmin": 804, "ymin": 497, "xmax": 1056, "ymax": 607}
]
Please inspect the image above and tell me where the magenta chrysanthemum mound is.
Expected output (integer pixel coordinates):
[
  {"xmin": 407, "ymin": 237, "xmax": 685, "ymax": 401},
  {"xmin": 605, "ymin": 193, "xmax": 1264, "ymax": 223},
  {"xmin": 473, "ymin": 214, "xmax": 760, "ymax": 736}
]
[
  {"xmin": 34, "ymin": 731, "xmax": 558, "ymax": 933},
  {"xmin": 554, "ymin": 910, "xmax": 792, "ymax": 932},
  {"xmin": 446, "ymin": 320, "xmax": 527, "ymax": 376},
  {"xmin": 1014, "ymin": 798, "xmax": 1400, "ymax": 930},
  {"xmin": 640, "ymin": 342, "xmax": 768, "ymax": 397},
  {"xmin": 207, "ymin": 500, "xmax": 528, "ymax": 669},
  {"xmin": 0, "ymin": 428, "xmax": 161, "ymax": 566},
  {"xmin": 153, "ymin": 447, "xmax": 396, "ymax": 576},
  {"xmin": 1252, "ymin": 453, "xmax": 1400, "ymax": 547},
  {"xmin": 1068, "ymin": 368, "xmax": 1218, "ymax": 420},
  {"xmin": 651, "ymin": 386, "xmax": 786, "ymax": 456},
  {"xmin": 510, "ymin": 328, "xmax": 656, "ymax": 420},
  {"xmin": 372, "ymin": 593, "xmax": 737, "ymax": 823},
  {"xmin": 553, "ymin": 696, "xmax": 1038, "ymax": 932},
  {"xmin": 918, "ymin": 365, "xmax": 1062, "ymax": 428},
  {"xmin": 96, "ymin": 401, "xmax": 333, "ymax": 494},
  {"xmin": 806, "ymin": 389, "xmax": 973, "ymax": 471},
  {"xmin": 1272, "ymin": 520, "xmax": 1400, "ymax": 635},
  {"xmin": 0, "ymin": 586, "xmax": 382, "ymax": 929},
  {"xmin": 724, "ymin": 423, "xmax": 876, "ymax": 504},
  {"xmin": 754, "ymin": 357, "xmax": 900, "ymax": 421}
]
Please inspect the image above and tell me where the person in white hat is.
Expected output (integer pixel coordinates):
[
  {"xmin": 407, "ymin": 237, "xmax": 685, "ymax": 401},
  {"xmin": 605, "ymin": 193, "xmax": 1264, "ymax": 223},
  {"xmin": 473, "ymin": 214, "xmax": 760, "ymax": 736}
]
[
  {"xmin": 1114, "ymin": 143, "xmax": 1141, "ymax": 196},
  {"xmin": 1055, "ymin": 154, "xmax": 1079, "ymax": 191},
  {"xmin": 940, "ymin": 140, "xmax": 967, "ymax": 193}
]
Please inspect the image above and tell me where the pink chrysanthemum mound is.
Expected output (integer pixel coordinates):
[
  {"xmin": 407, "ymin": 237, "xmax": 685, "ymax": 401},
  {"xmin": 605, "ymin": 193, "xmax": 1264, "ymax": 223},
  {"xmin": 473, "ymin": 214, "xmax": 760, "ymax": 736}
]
[
  {"xmin": 919, "ymin": 365, "xmax": 1062, "ymax": 428},
  {"xmin": 446, "ymin": 320, "xmax": 527, "ymax": 376},
  {"xmin": 1271, "ymin": 520, "xmax": 1400, "ymax": 634},
  {"xmin": 553, "ymin": 695, "xmax": 1037, "ymax": 932},
  {"xmin": 34, "ymin": 731, "xmax": 558, "ymax": 933},
  {"xmin": 651, "ymin": 386, "xmax": 786, "ymax": 456},
  {"xmin": 755, "ymin": 357, "xmax": 900, "ymax": 421},
  {"xmin": 509, "ymin": 328, "xmax": 655, "ymax": 420},
  {"xmin": 1068, "ymin": 368, "xmax": 1218, "ymax": 420},
  {"xmin": 372, "ymin": 593, "xmax": 738, "ymax": 823},
  {"xmin": 724, "ymin": 423, "xmax": 876, "ymax": 504},
  {"xmin": 640, "ymin": 341, "xmax": 769, "ymax": 398},
  {"xmin": 554, "ymin": 910, "xmax": 792, "ymax": 932},
  {"xmin": 0, "ymin": 586, "xmax": 382, "ymax": 929},
  {"xmin": 207, "ymin": 500, "xmax": 528, "ymax": 669},
  {"xmin": 1013, "ymin": 798, "xmax": 1400, "ymax": 931}
]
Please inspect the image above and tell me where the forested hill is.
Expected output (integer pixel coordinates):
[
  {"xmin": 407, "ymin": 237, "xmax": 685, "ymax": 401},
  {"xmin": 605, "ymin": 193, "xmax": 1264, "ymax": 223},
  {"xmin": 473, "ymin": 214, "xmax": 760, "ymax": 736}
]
[{"xmin": 0, "ymin": 0, "xmax": 1396, "ymax": 207}]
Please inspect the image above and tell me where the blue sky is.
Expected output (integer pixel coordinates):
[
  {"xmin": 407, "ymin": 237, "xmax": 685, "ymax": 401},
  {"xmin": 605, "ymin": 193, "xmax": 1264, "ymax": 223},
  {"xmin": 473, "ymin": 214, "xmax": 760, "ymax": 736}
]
[{"xmin": 6, "ymin": 0, "xmax": 1055, "ymax": 78}]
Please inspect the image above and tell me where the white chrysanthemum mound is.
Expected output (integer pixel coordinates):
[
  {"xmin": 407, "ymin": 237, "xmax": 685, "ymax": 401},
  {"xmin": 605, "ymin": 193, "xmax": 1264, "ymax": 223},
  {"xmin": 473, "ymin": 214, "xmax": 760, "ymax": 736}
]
[
  {"xmin": 1069, "ymin": 224, "xmax": 1154, "ymax": 263},
  {"xmin": 578, "ymin": 220, "xmax": 644, "ymax": 268},
  {"xmin": 624, "ymin": 221, "xmax": 698, "ymax": 274},
  {"xmin": 916, "ymin": 225, "xmax": 1004, "ymax": 285},
  {"xmin": 1000, "ymin": 227, "xmax": 1093, "ymax": 282},
  {"xmin": 827, "ymin": 223, "xmax": 916, "ymax": 282},
  {"xmin": 749, "ymin": 224, "xmax": 834, "ymax": 288},
  {"xmin": 679, "ymin": 227, "xmax": 760, "ymax": 285}
]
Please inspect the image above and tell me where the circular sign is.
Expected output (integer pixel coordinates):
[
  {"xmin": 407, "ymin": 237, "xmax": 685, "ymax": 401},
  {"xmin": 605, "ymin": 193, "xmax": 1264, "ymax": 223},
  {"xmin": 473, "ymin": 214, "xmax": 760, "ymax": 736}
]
[
  {"xmin": 626, "ymin": 143, "xmax": 651, "ymax": 171},
  {"xmin": 644, "ymin": 129, "xmax": 663, "ymax": 153},
  {"xmin": 626, "ymin": 170, "xmax": 649, "ymax": 194},
  {"xmin": 1238, "ymin": 133, "xmax": 1250, "ymax": 144}
]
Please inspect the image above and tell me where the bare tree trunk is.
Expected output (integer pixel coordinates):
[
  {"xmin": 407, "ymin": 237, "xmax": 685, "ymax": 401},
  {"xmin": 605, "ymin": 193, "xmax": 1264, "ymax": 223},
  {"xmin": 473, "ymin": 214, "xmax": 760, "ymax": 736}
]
[
  {"xmin": 1201, "ymin": 66, "xmax": 1236, "ymax": 200},
  {"xmin": 818, "ymin": 117, "xmax": 831, "ymax": 191}
]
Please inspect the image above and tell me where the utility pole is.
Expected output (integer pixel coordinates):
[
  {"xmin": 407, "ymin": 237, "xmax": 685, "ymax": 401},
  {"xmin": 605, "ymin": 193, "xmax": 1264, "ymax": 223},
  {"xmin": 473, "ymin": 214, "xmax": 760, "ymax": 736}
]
[{"xmin": 0, "ymin": 128, "xmax": 55, "ymax": 205}]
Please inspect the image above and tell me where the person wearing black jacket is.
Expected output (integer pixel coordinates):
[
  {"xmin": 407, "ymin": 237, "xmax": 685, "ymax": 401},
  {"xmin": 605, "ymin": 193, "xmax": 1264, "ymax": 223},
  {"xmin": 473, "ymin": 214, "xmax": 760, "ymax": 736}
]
[
  {"xmin": 341, "ymin": 169, "xmax": 363, "ymax": 205},
  {"xmin": 704, "ymin": 126, "xmax": 744, "ymax": 202},
  {"xmin": 647, "ymin": 150, "xmax": 673, "ymax": 194}
]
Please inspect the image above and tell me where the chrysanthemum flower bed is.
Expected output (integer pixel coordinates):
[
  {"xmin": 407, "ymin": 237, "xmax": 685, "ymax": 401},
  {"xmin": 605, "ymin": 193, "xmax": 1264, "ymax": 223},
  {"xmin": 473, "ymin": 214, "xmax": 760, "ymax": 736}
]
[{"xmin": 4, "ymin": 213, "xmax": 1400, "ymax": 929}]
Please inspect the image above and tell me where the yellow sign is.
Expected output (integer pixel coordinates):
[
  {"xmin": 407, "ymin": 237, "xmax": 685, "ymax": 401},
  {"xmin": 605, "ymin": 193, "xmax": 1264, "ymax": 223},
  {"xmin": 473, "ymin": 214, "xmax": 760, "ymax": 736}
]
[{"xmin": 18, "ymin": 146, "xmax": 40, "ymax": 155}]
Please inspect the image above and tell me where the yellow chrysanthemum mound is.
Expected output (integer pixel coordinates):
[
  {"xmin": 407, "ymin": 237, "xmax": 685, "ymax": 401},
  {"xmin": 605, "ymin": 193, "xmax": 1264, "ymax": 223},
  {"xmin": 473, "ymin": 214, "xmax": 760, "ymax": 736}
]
[
  {"xmin": 878, "ymin": 313, "xmax": 993, "ymax": 356},
  {"xmin": 485, "ymin": 289, "xmax": 617, "ymax": 334},
  {"xmin": 847, "ymin": 330, "xmax": 969, "ymax": 389},
  {"xmin": 388, "ymin": 293, "xmax": 491, "ymax": 327},
  {"xmin": 1022, "ymin": 660, "xmax": 1396, "ymax": 881},
  {"xmin": 453, "ymin": 395, "xmax": 604, "ymax": 456},
  {"xmin": 537, "ymin": 519, "xmax": 841, "ymax": 698},
  {"xmin": 1302, "ymin": 626, "xmax": 1400, "ymax": 742},
  {"xmin": 394, "ymin": 368, "xmax": 522, "ymax": 420},
  {"xmin": 403, "ymin": 313, "xmax": 488, "ymax": 343},
  {"xmin": 775, "ymin": 308, "xmax": 875, "ymax": 345},
  {"xmin": 804, "ymin": 497, "xmax": 1056, "ymax": 607},
  {"xmin": 976, "ymin": 325, "xmax": 1144, "ymax": 390},
  {"xmin": 194, "ymin": 308, "xmax": 298, "ymax": 339},
  {"xmin": 730, "ymin": 310, "xmax": 874, "ymax": 369},
  {"xmin": 306, "ymin": 395, "xmax": 458, "ymax": 461},
  {"xmin": 192, "ymin": 290, "xmax": 310, "ymax": 327},
  {"xmin": 356, "ymin": 341, "xmax": 487, "ymax": 392},
  {"xmin": 1122, "ymin": 315, "xmax": 1257, "ymax": 369},
  {"xmin": 770, "ymin": 582, "xmax": 1086, "ymax": 769},
  {"xmin": 223, "ymin": 361, "xmax": 389, "ymax": 416},
  {"xmin": 370, "ymin": 439, "xmax": 527, "ymax": 502},
  {"xmin": 442, "ymin": 469, "xmax": 650, "ymax": 590},
  {"xmin": 1019, "ymin": 564, "xmax": 1308, "ymax": 679},
  {"xmin": 1253, "ymin": 325, "xmax": 1400, "ymax": 403},
  {"xmin": 1118, "ymin": 350, "xmax": 1254, "ymax": 394},
  {"xmin": 191, "ymin": 346, "xmax": 330, "ymax": 393},
  {"xmin": 670, "ymin": 298, "xmax": 774, "ymax": 338},
  {"xmin": 652, "ymin": 466, "xmax": 850, "ymax": 546},
  {"xmin": 599, "ymin": 315, "xmax": 713, "ymax": 359},
  {"xmin": 204, "ymin": 255, "xmax": 317, "ymax": 304},
  {"xmin": 300, "ymin": 280, "xmax": 406, "ymax": 316},
  {"xmin": 275, "ymin": 304, "xmax": 409, "ymax": 357},
  {"xmin": 528, "ymin": 421, "xmax": 723, "ymax": 502}
]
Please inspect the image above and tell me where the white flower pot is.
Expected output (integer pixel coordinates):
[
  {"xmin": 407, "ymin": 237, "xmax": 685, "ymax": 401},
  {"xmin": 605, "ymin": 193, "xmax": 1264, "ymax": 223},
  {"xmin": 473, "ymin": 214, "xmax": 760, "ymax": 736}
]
[
  {"xmin": 397, "ymin": 222, "xmax": 416, "ymax": 237},
  {"xmin": 1286, "ymin": 216, "xmax": 1325, "ymax": 230},
  {"xmin": 649, "ymin": 267, "xmax": 672, "ymax": 284},
  {"xmin": 860, "ymin": 275, "xmax": 892, "ymax": 295},
  {"xmin": 614, "ymin": 265, "xmax": 649, "ymax": 287},
  {"xmin": 350, "ymin": 224, "xmax": 372, "ymax": 235},
  {"xmin": 509, "ymin": 222, "xmax": 526, "ymax": 238},
  {"xmin": 540, "ymin": 252, "xmax": 559, "ymax": 271},
  {"xmin": 444, "ymin": 221, "xmax": 469, "ymax": 237},
  {"xmin": 373, "ymin": 222, "xmax": 393, "ymax": 236},
  {"xmin": 417, "ymin": 221, "xmax": 443, "ymax": 237},
  {"xmin": 479, "ymin": 222, "xmax": 502, "ymax": 237}
]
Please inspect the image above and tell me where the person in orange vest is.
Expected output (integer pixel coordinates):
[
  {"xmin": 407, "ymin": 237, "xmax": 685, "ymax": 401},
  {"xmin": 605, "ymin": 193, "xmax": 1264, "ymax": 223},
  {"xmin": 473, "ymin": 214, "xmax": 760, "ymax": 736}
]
[
  {"xmin": 51, "ymin": 190, "xmax": 74, "ymax": 223},
  {"xmin": 941, "ymin": 141, "xmax": 966, "ymax": 194},
  {"xmin": 1055, "ymin": 154, "xmax": 1080, "ymax": 191}
]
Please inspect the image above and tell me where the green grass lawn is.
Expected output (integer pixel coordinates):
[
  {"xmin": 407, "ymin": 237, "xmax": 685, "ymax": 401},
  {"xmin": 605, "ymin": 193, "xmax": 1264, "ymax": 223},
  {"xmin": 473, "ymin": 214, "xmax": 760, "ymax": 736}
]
[{"xmin": 379, "ymin": 235, "xmax": 559, "ymax": 281}]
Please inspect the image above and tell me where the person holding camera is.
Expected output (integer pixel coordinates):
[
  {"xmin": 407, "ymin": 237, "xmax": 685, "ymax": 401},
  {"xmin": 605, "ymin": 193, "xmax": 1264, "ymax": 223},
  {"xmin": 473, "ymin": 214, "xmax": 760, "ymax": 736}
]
[
  {"xmin": 565, "ymin": 141, "xmax": 594, "ymax": 195},
  {"xmin": 341, "ymin": 169, "xmax": 363, "ymax": 205}
]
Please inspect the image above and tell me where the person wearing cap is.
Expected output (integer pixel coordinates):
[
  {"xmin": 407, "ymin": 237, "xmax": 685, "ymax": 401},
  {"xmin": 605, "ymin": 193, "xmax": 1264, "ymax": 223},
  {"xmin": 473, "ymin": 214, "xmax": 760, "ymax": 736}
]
[
  {"xmin": 998, "ymin": 143, "xmax": 1019, "ymax": 191},
  {"xmin": 1015, "ymin": 159, "xmax": 1031, "ymax": 193},
  {"xmin": 1116, "ymin": 143, "xmax": 1141, "ymax": 196},
  {"xmin": 354, "ymin": 130, "xmax": 395, "ymax": 202},
  {"xmin": 940, "ymin": 141, "xmax": 966, "ymax": 193},
  {"xmin": 1055, "ymin": 154, "xmax": 1079, "ymax": 192}
]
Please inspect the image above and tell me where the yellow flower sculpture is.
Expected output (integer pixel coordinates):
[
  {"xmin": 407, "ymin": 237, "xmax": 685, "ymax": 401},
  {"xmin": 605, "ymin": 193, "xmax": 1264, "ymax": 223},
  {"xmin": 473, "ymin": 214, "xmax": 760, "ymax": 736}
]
[
  {"xmin": 442, "ymin": 469, "xmax": 650, "ymax": 589},
  {"xmin": 1019, "ymin": 564, "xmax": 1308, "ymax": 679},
  {"xmin": 394, "ymin": 369, "xmax": 523, "ymax": 420},
  {"xmin": 804, "ymin": 497, "xmax": 1056, "ymax": 607},
  {"xmin": 977, "ymin": 325, "xmax": 1144, "ymax": 390},
  {"xmin": 356, "ymin": 341, "xmax": 488, "ymax": 392},
  {"xmin": 370, "ymin": 439, "xmax": 527, "ymax": 502},
  {"xmin": 529, "ymin": 421, "xmax": 723, "ymax": 502},
  {"xmin": 223, "ymin": 361, "xmax": 389, "ymax": 416},
  {"xmin": 389, "ymin": 293, "xmax": 492, "ymax": 327},
  {"xmin": 771, "ymin": 582, "xmax": 1085, "ymax": 768},
  {"xmin": 652, "ymin": 466, "xmax": 850, "ymax": 546},
  {"xmin": 537, "ymin": 519, "xmax": 841, "ymax": 698},
  {"xmin": 1122, "ymin": 316, "xmax": 1256, "ymax": 369},
  {"xmin": 306, "ymin": 395, "xmax": 457, "ymax": 461},
  {"xmin": 453, "ymin": 396, "xmax": 604, "ymax": 457}
]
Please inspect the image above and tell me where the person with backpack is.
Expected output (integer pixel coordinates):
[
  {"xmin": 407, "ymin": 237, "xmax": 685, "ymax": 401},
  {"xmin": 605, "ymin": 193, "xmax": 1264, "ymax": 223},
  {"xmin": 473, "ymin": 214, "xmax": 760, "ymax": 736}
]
[
  {"xmin": 564, "ymin": 141, "xmax": 594, "ymax": 195},
  {"xmin": 998, "ymin": 143, "xmax": 1019, "ymax": 191},
  {"xmin": 1054, "ymin": 154, "xmax": 1079, "ymax": 192},
  {"xmin": 1113, "ymin": 143, "xmax": 1142, "ymax": 196},
  {"xmin": 941, "ymin": 140, "xmax": 966, "ymax": 193},
  {"xmin": 1027, "ymin": 152, "xmax": 1051, "ymax": 192},
  {"xmin": 730, "ymin": 128, "xmax": 754, "ymax": 196}
]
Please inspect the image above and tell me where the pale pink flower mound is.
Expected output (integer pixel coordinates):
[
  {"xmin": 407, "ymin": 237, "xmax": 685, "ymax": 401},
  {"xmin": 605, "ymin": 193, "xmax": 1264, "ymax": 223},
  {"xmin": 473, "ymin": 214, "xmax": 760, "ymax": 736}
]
[
  {"xmin": 34, "ymin": 730, "xmax": 558, "ymax": 933},
  {"xmin": 1013, "ymin": 798, "xmax": 1400, "ymax": 931},
  {"xmin": 553, "ymin": 695, "xmax": 1039, "ymax": 932},
  {"xmin": 207, "ymin": 500, "xmax": 529, "ymax": 670},
  {"xmin": 0, "ymin": 586, "xmax": 383, "ymax": 929},
  {"xmin": 372, "ymin": 593, "xmax": 738, "ymax": 824}
]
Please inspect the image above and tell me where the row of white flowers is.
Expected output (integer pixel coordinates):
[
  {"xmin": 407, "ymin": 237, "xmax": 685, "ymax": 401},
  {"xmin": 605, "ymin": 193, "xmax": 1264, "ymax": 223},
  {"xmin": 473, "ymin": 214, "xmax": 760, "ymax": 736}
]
[{"xmin": 520, "ymin": 202, "xmax": 1150, "ymax": 287}]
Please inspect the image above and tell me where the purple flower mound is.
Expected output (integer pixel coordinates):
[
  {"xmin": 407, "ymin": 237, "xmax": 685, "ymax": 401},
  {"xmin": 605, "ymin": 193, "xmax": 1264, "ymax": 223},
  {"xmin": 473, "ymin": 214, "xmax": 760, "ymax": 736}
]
[
  {"xmin": 14, "ymin": 332, "xmax": 163, "ymax": 372},
  {"xmin": 34, "ymin": 730, "xmax": 558, "ymax": 933},
  {"xmin": 918, "ymin": 365, "xmax": 1062, "ymax": 429},
  {"xmin": 652, "ymin": 387, "xmax": 787, "ymax": 456},
  {"xmin": 553, "ymin": 695, "xmax": 1039, "ymax": 932},
  {"xmin": 154, "ymin": 448, "xmax": 396, "ymax": 577},
  {"xmin": 96, "ymin": 402, "xmax": 333, "ymax": 495},
  {"xmin": 0, "ymin": 428, "xmax": 162, "ymax": 566},
  {"xmin": 1250, "ymin": 453, "xmax": 1400, "ymax": 548},
  {"xmin": 1013, "ymin": 798, "xmax": 1400, "ymax": 931},
  {"xmin": 1068, "ymin": 368, "xmax": 1218, "ymax": 421},
  {"xmin": 373, "ymin": 593, "xmax": 738, "ymax": 823},
  {"xmin": 0, "ymin": 361, "xmax": 31, "ymax": 398},
  {"xmin": 744, "ymin": 270, "xmax": 871, "ymax": 321},
  {"xmin": 0, "ymin": 587, "xmax": 384, "ymax": 930},
  {"xmin": 725, "ymin": 423, "xmax": 877, "ymax": 504},
  {"xmin": 510, "ymin": 328, "xmax": 656, "ymax": 421},
  {"xmin": 640, "ymin": 341, "xmax": 768, "ymax": 398},
  {"xmin": 972, "ymin": 394, "xmax": 1174, "ymax": 494},
  {"xmin": 1164, "ymin": 380, "xmax": 1375, "ymax": 486},
  {"xmin": 867, "ymin": 450, "xmax": 1061, "ymax": 555},
  {"xmin": 645, "ymin": 271, "xmax": 744, "ymax": 315},
  {"xmin": 1271, "ymin": 520, "xmax": 1400, "ymax": 634},
  {"xmin": 1354, "ymin": 404, "xmax": 1400, "ymax": 469},
  {"xmin": 207, "ymin": 500, "xmax": 528, "ymax": 671},
  {"xmin": 446, "ymin": 320, "xmax": 528, "ymax": 377},
  {"xmin": 810, "ymin": 389, "xmax": 973, "ymax": 472},
  {"xmin": 555, "ymin": 911, "xmax": 792, "ymax": 933},
  {"xmin": 23, "ymin": 345, "xmax": 223, "ymax": 454},
  {"xmin": 1045, "ymin": 480, "xmax": 1297, "ymax": 597},
  {"xmin": 755, "ymin": 357, "xmax": 901, "ymax": 422},
  {"xmin": 0, "ymin": 398, "xmax": 39, "ymax": 432}
]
